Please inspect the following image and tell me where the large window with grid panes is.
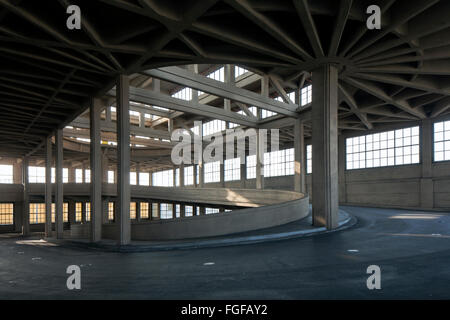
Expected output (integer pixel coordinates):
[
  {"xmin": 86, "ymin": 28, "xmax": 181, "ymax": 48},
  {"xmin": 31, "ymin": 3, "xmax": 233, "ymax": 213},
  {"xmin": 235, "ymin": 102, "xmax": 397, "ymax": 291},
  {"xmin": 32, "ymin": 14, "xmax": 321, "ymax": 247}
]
[
  {"xmin": 51, "ymin": 203, "xmax": 68, "ymax": 223},
  {"xmin": 434, "ymin": 120, "xmax": 450, "ymax": 162},
  {"xmin": 300, "ymin": 85, "xmax": 312, "ymax": 106},
  {"xmin": 152, "ymin": 169, "xmax": 173, "ymax": 187},
  {"xmin": 0, "ymin": 203, "xmax": 13, "ymax": 225},
  {"xmin": 0, "ymin": 165, "xmax": 13, "ymax": 184},
  {"xmin": 224, "ymin": 158, "xmax": 241, "ymax": 181},
  {"xmin": 160, "ymin": 203, "xmax": 173, "ymax": 219},
  {"xmin": 184, "ymin": 166, "xmax": 194, "ymax": 186},
  {"xmin": 346, "ymin": 126, "xmax": 420, "ymax": 170},
  {"xmin": 140, "ymin": 202, "xmax": 149, "ymax": 219},
  {"xmin": 204, "ymin": 161, "xmax": 221, "ymax": 183},
  {"xmin": 264, "ymin": 148, "xmax": 294, "ymax": 177}
]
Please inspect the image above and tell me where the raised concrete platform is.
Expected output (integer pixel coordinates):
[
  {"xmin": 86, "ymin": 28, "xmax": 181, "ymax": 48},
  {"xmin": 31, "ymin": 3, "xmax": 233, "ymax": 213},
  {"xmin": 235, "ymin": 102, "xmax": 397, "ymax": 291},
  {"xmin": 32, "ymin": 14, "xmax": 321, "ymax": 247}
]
[{"xmin": 45, "ymin": 207, "xmax": 354, "ymax": 252}]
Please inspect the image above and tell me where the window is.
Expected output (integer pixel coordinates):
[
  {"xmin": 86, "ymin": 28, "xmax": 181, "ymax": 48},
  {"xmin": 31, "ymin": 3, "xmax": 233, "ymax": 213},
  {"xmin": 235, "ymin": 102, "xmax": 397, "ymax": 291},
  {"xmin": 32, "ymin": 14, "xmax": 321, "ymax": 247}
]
[
  {"xmin": 75, "ymin": 202, "xmax": 83, "ymax": 222},
  {"xmin": 160, "ymin": 203, "xmax": 173, "ymax": 219},
  {"xmin": 130, "ymin": 202, "xmax": 137, "ymax": 219},
  {"xmin": 264, "ymin": 148, "xmax": 294, "ymax": 177},
  {"xmin": 130, "ymin": 172, "xmax": 137, "ymax": 185},
  {"xmin": 261, "ymin": 109, "xmax": 276, "ymax": 119},
  {"xmin": 172, "ymin": 87, "xmax": 192, "ymax": 101},
  {"xmin": 175, "ymin": 204, "xmax": 180, "ymax": 218},
  {"xmin": 301, "ymin": 85, "xmax": 312, "ymax": 106},
  {"xmin": 108, "ymin": 202, "xmax": 114, "ymax": 221},
  {"xmin": 224, "ymin": 158, "xmax": 240, "ymax": 181},
  {"xmin": 85, "ymin": 169, "xmax": 91, "ymax": 183},
  {"xmin": 0, "ymin": 203, "xmax": 13, "ymax": 225},
  {"xmin": 51, "ymin": 203, "xmax": 68, "ymax": 223},
  {"xmin": 185, "ymin": 205, "xmax": 193, "ymax": 217},
  {"xmin": 205, "ymin": 207, "xmax": 220, "ymax": 215},
  {"xmin": 246, "ymin": 155, "xmax": 256, "ymax": 179},
  {"xmin": 346, "ymin": 126, "xmax": 420, "ymax": 170},
  {"xmin": 207, "ymin": 67, "xmax": 225, "ymax": 82},
  {"xmin": 0, "ymin": 165, "xmax": 13, "ymax": 184},
  {"xmin": 184, "ymin": 166, "xmax": 194, "ymax": 186},
  {"xmin": 434, "ymin": 120, "xmax": 450, "ymax": 162},
  {"xmin": 152, "ymin": 203, "xmax": 159, "ymax": 218},
  {"xmin": 28, "ymin": 166, "xmax": 45, "ymax": 183},
  {"xmin": 306, "ymin": 145, "xmax": 312, "ymax": 174},
  {"xmin": 29, "ymin": 203, "xmax": 45, "ymax": 224},
  {"xmin": 108, "ymin": 171, "xmax": 115, "ymax": 184},
  {"xmin": 235, "ymin": 66, "xmax": 249, "ymax": 78},
  {"xmin": 203, "ymin": 119, "xmax": 226, "ymax": 136},
  {"xmin": 85, "ymin": 202, "xmax": 91, "ymax": 222},
  {"xmin": 50, "ymin": 168, "xmax": 69, "ymax": 183},
  {"xmin": 139, "ymin": 172, "xmax": 150, "ymax": 186},
  {"xmin": 152, "ymin": 169, "xmax": 173, "ymax": 187},
  {"xmin": 205, "ymin": 161, "xmax": 220, "ymax": 183},
  {"xmin": 140, "ymin": 202, "xmax": 149, "ymax": 219},
  {"xmin": 75, "ymin": 169, "xmax": 83, "ymax": 183}
]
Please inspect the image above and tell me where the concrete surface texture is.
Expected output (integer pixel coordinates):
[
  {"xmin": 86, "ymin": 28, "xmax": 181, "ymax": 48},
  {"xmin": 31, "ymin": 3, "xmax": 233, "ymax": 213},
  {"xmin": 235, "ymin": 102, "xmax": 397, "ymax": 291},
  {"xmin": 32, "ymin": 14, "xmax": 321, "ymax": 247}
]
[{"xmin": 1, "ymin": 206, "xmax": 449, "ymax": 299}]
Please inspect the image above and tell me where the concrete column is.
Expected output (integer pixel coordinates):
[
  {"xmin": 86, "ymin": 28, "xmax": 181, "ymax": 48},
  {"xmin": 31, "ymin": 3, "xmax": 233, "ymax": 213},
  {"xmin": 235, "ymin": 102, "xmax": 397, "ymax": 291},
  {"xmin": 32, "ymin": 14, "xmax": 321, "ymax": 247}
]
[
  {"xmin": 22, "ymin": 157, "xmax": 30, "ymax": 236},
  {"xmin": 240, "ymin": 154, "xmax": 246, "ymax": 188},
  {"xmin": 420, "ymin": 119, "xmax": 434, "ymax": 208},
  {"xmin": 220, "ymin": 162, "xmax": 225, "ymax": 187},
  {"xmin": 90, "ymin": 98, "xmax": 103, "ymax": 242},
  {"xmin": 311, "ymin": 64, "xmax": 339, "ymax": 230},
  {"xmin": 173, "ymin": 166, "xmax": 177, "ymax": 187},
  {"xmin": 180, "ymin": 204, "xmax": 186, "ymax": 217},
  {"xmin": 55, "ymin": 129, "xmax": 64, "ymax": 238},
  {"xmin": 116, "ymin": 75, "xmax": 131, "ymax": 245},
  {"xmin": 136, "ymin": 201, "xmax": 141, "ymax": 221},
  {"xmin": 224, "ymin": 65, "xmax": 234, "ymax": 112},
  {"xmin": 68, "ymin": 200, "xmax": 75, "ymax": 224},
  {"xmin": 139, "ymin": 112, "xmax": 146, "ymax": 128},
  {"xmin": 193, "ymin": 164, "xmax": 198, "ymax": 187},
  {"xmin": 105, "ymin": 106, "xmax": 112, "ymax": 124},
  {"xmin": 256, "ymin": 130, "xmax": 264, "ymax": 189},
  {"xmin": 102, "ymin": 151, "xmax": 109, "ymax": 183},
  {"xmin": 68, "ymin": 167, "xmax": 75, "ymax": 183},
  {"xmin": 149, "ymin": 171, "xmax": 153, "ymax": 186},
  {"xmin": 13, "ymin": 159, "xmax": 22, "ymax": 184},
  {"xmin": 179, "ymin": 163, "xmax": 185, "ymax": 187},
  {"xmin": 45, "ymin": 136, "xmax": 52, "ymax": 237},
  {"xmin": 81, "ymin": 163, "xmax": 86, "ymax": 183},
  {"xmin": 338, "ymin": 135, "xmax": 347, "ymax": 204},
  {"xmin": 294, "ymin": 119, "xmax": 306, "ymax": 193},
  {"xmin": 197, "ymin": 122, "xmax": 204, "ymax": 188},
  {"xmin": 136, "ymin": 163, "xmax": 141, "ymax": 186},
  {"xmin": 189, "ymin": 65, "xmax": 199, "ymax": 103}
]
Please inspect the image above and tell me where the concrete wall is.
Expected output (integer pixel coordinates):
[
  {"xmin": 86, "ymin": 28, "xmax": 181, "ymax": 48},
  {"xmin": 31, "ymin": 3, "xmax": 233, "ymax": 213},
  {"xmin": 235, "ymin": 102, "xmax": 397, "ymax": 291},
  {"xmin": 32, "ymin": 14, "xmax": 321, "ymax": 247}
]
[{"xmin": 72, "ymin": 196, "xmax": 309, "ymax": 240}]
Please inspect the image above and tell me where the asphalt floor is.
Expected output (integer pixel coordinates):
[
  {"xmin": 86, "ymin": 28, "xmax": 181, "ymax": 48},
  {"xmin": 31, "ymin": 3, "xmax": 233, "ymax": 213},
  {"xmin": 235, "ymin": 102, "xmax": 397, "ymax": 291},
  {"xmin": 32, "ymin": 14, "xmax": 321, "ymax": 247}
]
[{"xmin": 0, "ymin": 206, "xmax": 449, "ymax": 299}]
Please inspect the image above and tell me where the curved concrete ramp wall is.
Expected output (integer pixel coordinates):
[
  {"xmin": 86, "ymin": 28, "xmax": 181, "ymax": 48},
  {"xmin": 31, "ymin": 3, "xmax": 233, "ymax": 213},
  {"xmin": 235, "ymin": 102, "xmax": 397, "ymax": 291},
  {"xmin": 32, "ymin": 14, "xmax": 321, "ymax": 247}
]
[{"xmin": 98, "ymin": 196, "xmax": 309, "ymax": 240}]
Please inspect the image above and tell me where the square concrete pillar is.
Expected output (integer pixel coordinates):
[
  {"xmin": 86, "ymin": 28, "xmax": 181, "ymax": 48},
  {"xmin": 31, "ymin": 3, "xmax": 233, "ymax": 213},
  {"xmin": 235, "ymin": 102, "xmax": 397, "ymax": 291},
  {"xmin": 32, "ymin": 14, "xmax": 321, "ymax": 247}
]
[
  {"xmin": 294, "ymin": 119, "xmax": 306, "ymax": 193},
  {"xmin": 116, "ymin": 75, "xmax": 131, "ymax": 245},
  {"xmin": 45, "ymin": 136, "xmax": 52, "ymax": 237},
  {"xmin": 420, "ymin": 119, "xmax": 434, "ymax": 208},
  {"xmin": 312, "ymin": 64, "xmax": 339, "ymax": 230},
  {"xmin": 256, "ymin": 129, "xmax": 264, "ymax": 190},
  {"xmin": 22, "ymin": 157, "xmax": 30, "ymax": 236},
  {"xmin": 90, "ymin": 98, "xmax": 103, "ymax": 242},
  {"xmin": 55, "ymin": 129, "xmax": 64, "ymax": 238}
]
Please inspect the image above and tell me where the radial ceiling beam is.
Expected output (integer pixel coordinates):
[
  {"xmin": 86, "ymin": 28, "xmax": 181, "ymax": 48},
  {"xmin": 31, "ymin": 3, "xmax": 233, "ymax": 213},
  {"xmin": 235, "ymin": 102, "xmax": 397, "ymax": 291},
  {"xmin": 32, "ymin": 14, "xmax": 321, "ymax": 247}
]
[{"xmin": 144, "ymin": 67, "xmax": 299, "ymax": 117}]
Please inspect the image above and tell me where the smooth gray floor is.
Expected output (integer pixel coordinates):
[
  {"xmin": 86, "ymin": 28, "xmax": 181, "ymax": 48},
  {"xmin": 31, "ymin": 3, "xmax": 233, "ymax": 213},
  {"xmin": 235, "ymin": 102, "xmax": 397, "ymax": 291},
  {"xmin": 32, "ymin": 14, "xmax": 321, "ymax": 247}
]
[{"xmin": 1, "ymin": 206, "xmax": 449, "ymax": 299}]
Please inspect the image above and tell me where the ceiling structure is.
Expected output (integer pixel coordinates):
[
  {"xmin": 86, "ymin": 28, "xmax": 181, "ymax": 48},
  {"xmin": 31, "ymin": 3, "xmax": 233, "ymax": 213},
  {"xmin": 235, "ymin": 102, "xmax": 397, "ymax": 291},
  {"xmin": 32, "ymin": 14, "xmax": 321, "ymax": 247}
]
[{"xmin": 1, "ymin": 0, "xmax": 450, "ymax": 167}]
